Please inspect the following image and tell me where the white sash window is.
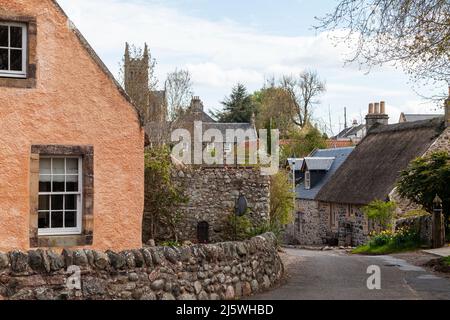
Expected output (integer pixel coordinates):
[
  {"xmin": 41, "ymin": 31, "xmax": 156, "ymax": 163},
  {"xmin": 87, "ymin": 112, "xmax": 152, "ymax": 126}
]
[
  {"xmin": 38, "ymin": 157, "xmax": 83, "ymax": 236},
  {"xmin": 0, "ymin": 22, "xmax": 27, "ymax": 78}
]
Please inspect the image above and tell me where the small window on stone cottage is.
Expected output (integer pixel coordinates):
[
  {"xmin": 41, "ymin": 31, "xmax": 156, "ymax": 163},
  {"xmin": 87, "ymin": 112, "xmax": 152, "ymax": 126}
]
[{"xmin": 0, "ymin": 22, "xmax": 27, "ymax": 78}]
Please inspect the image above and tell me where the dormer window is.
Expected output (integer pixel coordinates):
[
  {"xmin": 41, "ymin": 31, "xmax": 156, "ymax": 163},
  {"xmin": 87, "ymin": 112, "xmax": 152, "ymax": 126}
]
[
  {"xmin": 0, "ymin": 22, "xmax": 27, "ymax": 78},
  {"xmin": 305, "ymin": 171, "xmax": 311, "ymax": 190}
]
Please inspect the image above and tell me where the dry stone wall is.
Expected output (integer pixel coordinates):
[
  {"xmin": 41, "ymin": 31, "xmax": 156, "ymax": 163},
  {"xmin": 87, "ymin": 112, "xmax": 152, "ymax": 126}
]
[
  {"xmin": 0, "ymin": 233, "xmax": 282, "ymax": 300},
  {"xmin": 164, "ymin": 167, "xmax": 270, "ymax": 243}
]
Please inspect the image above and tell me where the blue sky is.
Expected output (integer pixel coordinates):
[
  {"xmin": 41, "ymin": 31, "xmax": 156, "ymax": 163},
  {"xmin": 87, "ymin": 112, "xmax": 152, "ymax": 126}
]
[{"xmin": 58, "ymin": 0, "xmax": 445, "ymax": 135}]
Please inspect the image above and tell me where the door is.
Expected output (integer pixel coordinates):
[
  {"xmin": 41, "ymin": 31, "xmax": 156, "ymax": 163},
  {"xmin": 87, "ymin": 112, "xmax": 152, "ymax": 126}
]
[{"xmin": 197, "ymin": 221, "xmax": 209, "ymax": 244}]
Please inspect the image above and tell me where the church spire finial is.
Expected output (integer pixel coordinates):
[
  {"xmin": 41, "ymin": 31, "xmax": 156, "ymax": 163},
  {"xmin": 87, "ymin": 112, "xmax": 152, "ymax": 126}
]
[
  {"xmin": 124, "ymin": 42, "xmax": 130, "ymax": 61},
  {"xmin": 143, "ymin": 43, "xmax": 149, "ymax": 62}
]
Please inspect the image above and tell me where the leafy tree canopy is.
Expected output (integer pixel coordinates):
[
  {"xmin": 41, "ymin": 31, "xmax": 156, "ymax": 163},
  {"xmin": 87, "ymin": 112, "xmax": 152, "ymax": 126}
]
[{"xmin": 397, "ymin": 151, "xmax": 450, "ymax": 228}]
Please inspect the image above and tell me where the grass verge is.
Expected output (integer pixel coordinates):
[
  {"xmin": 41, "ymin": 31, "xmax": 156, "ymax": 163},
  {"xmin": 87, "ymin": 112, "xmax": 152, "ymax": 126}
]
[{"xmin": 352, "ymin": 243, "xmax": 419, "ymax": 255}]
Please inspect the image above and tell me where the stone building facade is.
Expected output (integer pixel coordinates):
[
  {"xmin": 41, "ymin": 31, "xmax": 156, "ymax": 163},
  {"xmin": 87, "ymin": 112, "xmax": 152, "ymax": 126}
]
[
  {"xmin": 157, "ymin": 167, "xmax": 270, "ymax": 243},
  {"xmin": 0, "ymin": 0, "xmax": 144, "ymax": 252},
  {"xmin": 124, "ymin": 43, "xmax": 167, "ymax": 125},
  {"xmin": 0, "ymin": 233, "xmax": 283, "ymax": 300},
  {"xmin": 288, "ymin": 96, "xmax": 450, "ymax": 247}
]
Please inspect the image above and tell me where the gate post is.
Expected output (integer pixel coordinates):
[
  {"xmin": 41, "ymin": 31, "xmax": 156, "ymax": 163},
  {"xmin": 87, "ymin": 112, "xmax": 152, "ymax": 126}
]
[{"xmin": 432, "ymin": 195, "xmax": 445, "ymax": 248}]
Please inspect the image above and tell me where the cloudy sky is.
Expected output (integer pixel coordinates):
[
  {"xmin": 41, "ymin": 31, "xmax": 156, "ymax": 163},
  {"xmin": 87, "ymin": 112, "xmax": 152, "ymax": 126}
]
[{"xmin": 58, "ymin": 0, "xmax": 445, "ymax": 135}]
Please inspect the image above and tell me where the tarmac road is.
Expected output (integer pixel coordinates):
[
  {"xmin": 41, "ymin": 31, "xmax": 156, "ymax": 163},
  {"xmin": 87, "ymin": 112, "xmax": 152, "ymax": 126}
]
[{"xmin": 249, "ymin": 248, "xmax": 450, "ymax": 300}]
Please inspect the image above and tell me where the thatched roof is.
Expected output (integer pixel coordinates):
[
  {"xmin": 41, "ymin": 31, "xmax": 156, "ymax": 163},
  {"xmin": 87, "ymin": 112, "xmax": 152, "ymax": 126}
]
[{"xmin": 316, "ymin": 117, "xmax": 446, "ymax": 205}]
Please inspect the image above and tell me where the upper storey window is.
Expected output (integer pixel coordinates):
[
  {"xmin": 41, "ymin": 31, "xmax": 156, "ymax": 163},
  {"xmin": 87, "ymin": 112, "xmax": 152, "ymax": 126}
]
[{"xmin": 0, "ymin": 22, "xmax": 27, "ymax": 78}]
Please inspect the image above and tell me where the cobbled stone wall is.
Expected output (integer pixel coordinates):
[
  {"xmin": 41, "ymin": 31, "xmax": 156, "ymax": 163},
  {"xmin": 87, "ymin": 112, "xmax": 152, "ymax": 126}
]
[
  {"xmin": 0, "ymin": 233, "xmax": 282, "ymax": 300},
  {"xmin": 284, "ymin": 200, "xmax": 328, "ymax": 245},
  {"xmin": 395, "ymin": 215, "xmax": 433, "ymax": 248},
  {"xmin": 146, "ymin": 167, "xmax": 270, "ymax": 243}
]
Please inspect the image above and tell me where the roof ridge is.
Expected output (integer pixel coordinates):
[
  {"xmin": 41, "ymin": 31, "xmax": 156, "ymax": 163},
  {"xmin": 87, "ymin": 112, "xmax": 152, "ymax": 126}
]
[{"xmin": 50, "ymin": 0, "xmax": 143, "ymax": 126}]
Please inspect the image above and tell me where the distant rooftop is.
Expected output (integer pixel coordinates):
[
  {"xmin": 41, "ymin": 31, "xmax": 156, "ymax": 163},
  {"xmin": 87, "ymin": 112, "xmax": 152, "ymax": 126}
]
[
  {"xmin": 296, "ymin": 147, "xmax": 354, "ymax": 201},
  {"xmin": 399, "ymin": 113, "xmax": 443, "ymax": 123}
]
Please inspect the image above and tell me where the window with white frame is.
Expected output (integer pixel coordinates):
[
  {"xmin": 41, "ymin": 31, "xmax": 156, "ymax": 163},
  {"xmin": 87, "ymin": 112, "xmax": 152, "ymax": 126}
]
[
  {"xmin": 38, "ymin": 157, "xmax": 82, "ymax": 235},
  {"xmin": 0, "ymin": 22, "xmax": 27, "ymax": 78},
  {"xmin": 304, "ymin": 171, "xmax": 311, "ymax": 190}
]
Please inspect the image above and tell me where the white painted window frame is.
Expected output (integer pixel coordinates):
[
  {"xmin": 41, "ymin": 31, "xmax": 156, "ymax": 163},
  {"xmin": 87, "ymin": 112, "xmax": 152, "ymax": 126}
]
[
  {"xmin": 0, "ymin": 22, "xmax": 27, "ymax": 78},
  {"xmin": 38, "ymin": 157, "xmax": 83, "ymax": 236}
]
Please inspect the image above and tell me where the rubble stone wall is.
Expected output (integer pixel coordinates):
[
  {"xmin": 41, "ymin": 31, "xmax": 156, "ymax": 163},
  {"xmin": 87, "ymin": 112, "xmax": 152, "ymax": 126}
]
[
  {"xmin": 143, "ymin": 167, "xmax": 270, "ymax": 244},
  {"xmin": 0, "ymin": 233, "xmax": 282, "ymax": 300}
]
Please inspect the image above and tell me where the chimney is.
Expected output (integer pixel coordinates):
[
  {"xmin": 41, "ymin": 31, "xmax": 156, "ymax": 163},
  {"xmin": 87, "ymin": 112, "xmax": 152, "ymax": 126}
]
[
  {"xmin": 191, "ymin": 96, "xmax": 204, "ymax": 111},
  {"xmin": 445, "ymin": 86, "xmax": 450, "ymax": 127},
  {"xmin": 366, "ymin": 101, "xmax": 389, "ymax": 129},
  {"xmin": 374, "ymin": 102, "xmax": 380, "ymax": 114},
  {"xmin": 380, "ymin": 101, "xmax": 386, "ymax": 114}
]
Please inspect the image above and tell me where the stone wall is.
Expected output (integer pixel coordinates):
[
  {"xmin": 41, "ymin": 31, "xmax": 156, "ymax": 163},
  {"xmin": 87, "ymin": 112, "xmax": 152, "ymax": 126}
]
[
  {"xmin": 0, "ymin": 233, "xmax": 283, "ymax": 300},
  {"xmin": 395, "ymin": 215, "xmax": 432, "ymax": 247},
  {"xmin": 145, "ymin": 167, "xmax": 270, "ymax": 243},
  {"xmin": 284, "ymin": 200, "xmax": 328, "ymax": 245}
]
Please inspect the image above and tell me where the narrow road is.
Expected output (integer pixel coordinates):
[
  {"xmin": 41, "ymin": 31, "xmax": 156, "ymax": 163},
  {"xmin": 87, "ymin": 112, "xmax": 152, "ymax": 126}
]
[{"xmin": 251, "ymin": 248, "xmax": 450, "ymax": 300}]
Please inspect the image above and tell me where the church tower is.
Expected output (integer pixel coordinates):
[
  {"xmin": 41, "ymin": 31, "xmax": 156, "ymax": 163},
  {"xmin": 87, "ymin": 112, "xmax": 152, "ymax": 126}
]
[{"xmin": 124, "ymin": 43, "xmax": 150, "ymax": 121}]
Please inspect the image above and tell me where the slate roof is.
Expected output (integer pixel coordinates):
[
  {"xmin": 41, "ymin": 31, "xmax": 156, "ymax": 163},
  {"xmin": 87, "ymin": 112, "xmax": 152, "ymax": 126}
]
[
  {"xmin": 334, "ymin": 124, "xmax": 365, "ymax": 139},
  {"xmin": 296, "ymin": 147, "xmax": 354, "ymax": 200},
  {"xmin": 286, "ymin": 158, "xmax": 304, "ymax": 171},
  {"xmin": 316, "ymin": 117, "xmax": 446, "ymax": 205},
  {"xmin": 303, "ymin": 157, "xmax": 335, "ymax": 171},
  {"xmin": 400, "ymin": 113, "xmax": 443, "ymax": 123}
]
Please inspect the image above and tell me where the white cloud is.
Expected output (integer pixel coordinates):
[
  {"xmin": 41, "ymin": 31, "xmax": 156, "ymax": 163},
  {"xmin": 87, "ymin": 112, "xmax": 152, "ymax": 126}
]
[{"xmin": 57, "ymin": 0, "xmax": 444, "ymax": 133}]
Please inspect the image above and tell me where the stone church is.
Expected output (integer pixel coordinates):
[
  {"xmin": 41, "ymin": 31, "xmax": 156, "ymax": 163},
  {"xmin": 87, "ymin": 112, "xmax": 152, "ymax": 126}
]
[{"xmin": 124, "ymin": 43, "xmax": 167, "ymax": 126}]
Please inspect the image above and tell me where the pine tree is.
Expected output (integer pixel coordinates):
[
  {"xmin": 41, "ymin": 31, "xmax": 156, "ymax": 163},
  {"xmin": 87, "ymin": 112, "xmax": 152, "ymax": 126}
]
[{"xmin": 212, "ymin": 83, "xmax": 255, "ymax": 123}]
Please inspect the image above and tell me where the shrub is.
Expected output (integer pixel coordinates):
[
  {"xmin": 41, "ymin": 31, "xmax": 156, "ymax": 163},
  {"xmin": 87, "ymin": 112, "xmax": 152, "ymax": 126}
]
[
  {"xmin": 362, "ymin": 200, "xmax": 396, "ymax": 230},
  {"xmin": 354, "ymin": 227, "xmax": 421, "ymax": 255},
  {"xmin": 159, "ymin": 240, "xmax": 181, "ymax": 247}
]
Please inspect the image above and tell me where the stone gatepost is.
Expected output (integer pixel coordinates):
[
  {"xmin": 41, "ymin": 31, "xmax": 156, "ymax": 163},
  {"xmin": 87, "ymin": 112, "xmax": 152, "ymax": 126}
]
[{"xmin": 432, "ymin": 195, "xmax": 446, "ymax": 249}]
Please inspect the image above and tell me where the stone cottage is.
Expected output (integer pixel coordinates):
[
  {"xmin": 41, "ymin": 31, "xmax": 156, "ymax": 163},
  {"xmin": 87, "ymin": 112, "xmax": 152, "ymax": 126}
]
[
  {"xmin": 315, "ymin": 97, "xmax": 450, "ymax": 246},
  {"xmin": 284, "ymin": 147, "xmax": 354, "ymax": 245},
  {"xmin": 0, "ymin": 0, "xmax": 144, "ymax": 252}
]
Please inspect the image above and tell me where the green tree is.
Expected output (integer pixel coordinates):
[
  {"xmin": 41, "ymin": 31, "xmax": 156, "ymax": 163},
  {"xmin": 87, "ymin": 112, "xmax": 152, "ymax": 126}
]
[
  {"xmin": 269, "ymin": 171, "xmax": 295, "ymax": 232},
  {"xmin": 212, "ymin": 83, "xmax": 256, "ymax": 123},
  {"xmin": 252, "ymin": 86, "xmax": 296, "ymax": 138},
  {"xmin": 281, "ymin": 126, "xmax": 327, "ymax": 163},
  {"xmin": 143, "ymin": 146, "xmax": 188, "ymax": 243},
  {"xmin": 397, "ymin": 151, "xmax": 450, "ymax": 230},
  {"xmin": 362, "ymin": 200, "xmax": 397, "ymax": 230}
]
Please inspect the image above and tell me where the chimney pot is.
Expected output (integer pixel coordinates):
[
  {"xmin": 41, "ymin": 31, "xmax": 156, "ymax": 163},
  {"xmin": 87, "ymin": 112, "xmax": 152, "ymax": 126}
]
[
  {"xmin": 380, "ymin": 101, "xmax": 386, "ymax": 114},
  {"xmin": 369, "ymin": 103, "xmax": 374, "ymax": 114},
  {"xmin": 374, "ymin": 102, "xmax": 380, "ymax": 114}
]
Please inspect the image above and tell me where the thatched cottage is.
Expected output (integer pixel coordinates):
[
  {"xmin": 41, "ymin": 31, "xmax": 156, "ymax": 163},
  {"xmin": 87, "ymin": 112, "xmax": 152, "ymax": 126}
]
[
  {"xmin": 285, "ymin": 147, "xmax": 354, "ymax": 245},
  {"xmin": 0, "ymin": 0, "xmax": 145, "ymax": 251},
  {"xmin": 315, "ymin": 96, "xmax": 450, "ymax": 246}
]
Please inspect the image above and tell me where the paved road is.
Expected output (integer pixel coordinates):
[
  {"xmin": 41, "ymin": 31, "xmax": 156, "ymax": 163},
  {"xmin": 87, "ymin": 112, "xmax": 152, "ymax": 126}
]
[{"xmin": 250, "ymin": 249, "xmax": 450, "ymax": 300}]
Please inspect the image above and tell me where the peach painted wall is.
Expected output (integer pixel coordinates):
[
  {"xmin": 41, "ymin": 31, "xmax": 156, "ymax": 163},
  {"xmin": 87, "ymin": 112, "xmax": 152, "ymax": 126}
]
[{"xmin": 0, "ymin": 0, "xmax": 144, "ymax": 251}]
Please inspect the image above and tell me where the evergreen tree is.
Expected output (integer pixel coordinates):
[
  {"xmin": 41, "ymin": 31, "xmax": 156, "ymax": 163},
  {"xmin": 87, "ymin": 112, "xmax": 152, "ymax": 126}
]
[{"xmin": 212, "ymin": 83, "xmax": 255, "ymax": 123}]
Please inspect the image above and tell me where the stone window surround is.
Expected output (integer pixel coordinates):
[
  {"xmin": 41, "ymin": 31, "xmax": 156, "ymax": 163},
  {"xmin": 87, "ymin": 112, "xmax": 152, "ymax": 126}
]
[
  {"xmin": 30, "ymin": 145, "xmax": 94, "ymax": 248},
  {"xmin": 0, "ymin": 14, "xmax": 36, "ymax": 89}
]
